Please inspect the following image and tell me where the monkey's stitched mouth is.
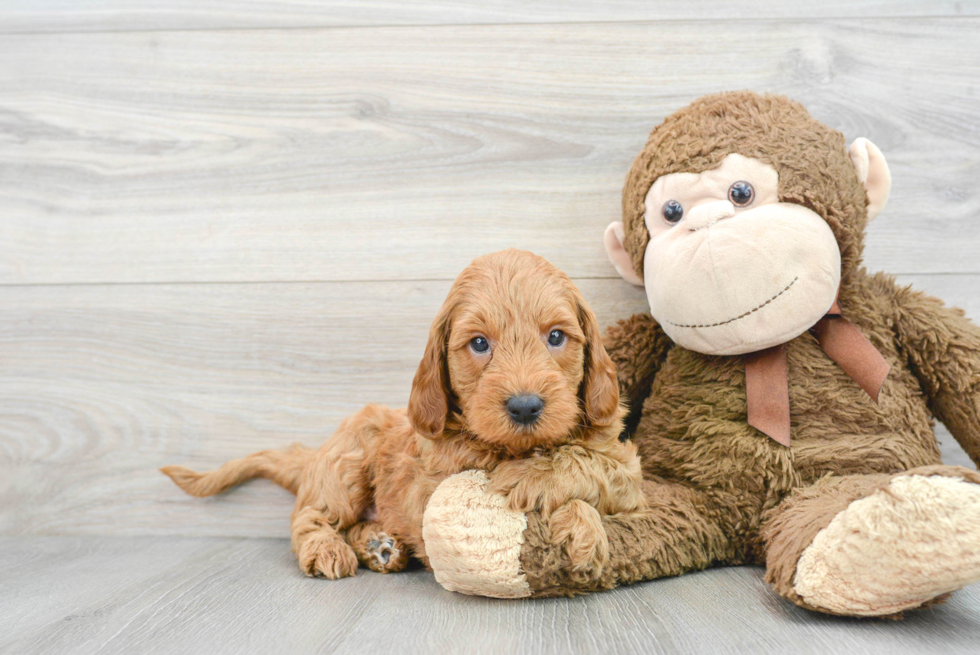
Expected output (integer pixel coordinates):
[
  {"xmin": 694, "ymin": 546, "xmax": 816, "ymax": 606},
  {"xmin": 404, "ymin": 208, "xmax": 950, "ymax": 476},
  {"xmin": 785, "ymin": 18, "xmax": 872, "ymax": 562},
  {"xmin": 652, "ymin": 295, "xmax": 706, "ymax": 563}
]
[{"xmin": 663, "ymin": 277, "xmax": 798, "ymax": 329}]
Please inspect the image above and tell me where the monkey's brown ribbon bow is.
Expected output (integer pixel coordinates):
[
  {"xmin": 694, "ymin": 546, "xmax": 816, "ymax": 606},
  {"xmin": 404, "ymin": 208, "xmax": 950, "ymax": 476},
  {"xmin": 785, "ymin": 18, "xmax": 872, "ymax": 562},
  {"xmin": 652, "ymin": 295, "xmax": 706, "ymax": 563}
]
[{"xmin": 743, "ymin": 297, "xmax": 891, "ymax": 446}]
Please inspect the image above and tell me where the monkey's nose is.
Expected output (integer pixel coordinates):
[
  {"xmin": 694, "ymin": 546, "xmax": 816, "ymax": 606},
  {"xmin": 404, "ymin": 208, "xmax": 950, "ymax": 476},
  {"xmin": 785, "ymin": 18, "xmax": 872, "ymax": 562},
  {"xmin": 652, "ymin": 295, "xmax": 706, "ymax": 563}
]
[
  {"xmin": 685, "ymin": 200, "xmax": 735, "ymax": 231},
  {"xmin": 506, "ymin": 394, "xmax": 544, "ymax": 426}
]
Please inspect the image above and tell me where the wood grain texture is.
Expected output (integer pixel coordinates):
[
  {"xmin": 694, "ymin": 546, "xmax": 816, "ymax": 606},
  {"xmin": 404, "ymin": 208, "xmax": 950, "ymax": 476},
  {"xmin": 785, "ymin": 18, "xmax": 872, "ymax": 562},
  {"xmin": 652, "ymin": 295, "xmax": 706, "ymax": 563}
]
[
  {"xmin": 0, "ymin": 18, "xmax": 978, "ymax": 285},
  {"xmin": 2, "ymin": 4, "xmax": 980, "ymax": 649},
  {"xmin": 0, "ymin": 274, "xmax": 975, "ymax": 537},
  {"xmin": 0, "ymin": 278, "xmax": 645, "ymax": 536},
  {"xmin": 0, "ymin": 1, "xmax": 976, "ymax": 33},
  {"xmin": 2, "ymin": 536, "xmax": 979, "ymax": 655}
]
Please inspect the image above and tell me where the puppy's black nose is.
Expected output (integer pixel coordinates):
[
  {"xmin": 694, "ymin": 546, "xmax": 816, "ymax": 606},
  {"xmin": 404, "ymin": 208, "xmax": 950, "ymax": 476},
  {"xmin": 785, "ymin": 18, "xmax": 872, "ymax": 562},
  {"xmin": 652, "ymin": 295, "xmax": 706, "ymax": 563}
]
[{"xmin": 506, "ymin": 394, "xmax": 544, "ymax": 426}]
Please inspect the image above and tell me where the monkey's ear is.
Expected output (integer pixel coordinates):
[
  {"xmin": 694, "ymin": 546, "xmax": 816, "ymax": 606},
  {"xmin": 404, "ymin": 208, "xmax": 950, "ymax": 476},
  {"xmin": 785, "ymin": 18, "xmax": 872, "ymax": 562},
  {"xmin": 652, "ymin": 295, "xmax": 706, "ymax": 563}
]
[
  {"xmin": 577, "ymin": 296, "xmax": 621, "ymax": 427},
  {"xmin": 604, "ymin": 222, "xmax": 644, "ymax": 287},
  {"xmin": 848, "ymin": 138, "xmax": 891, "ymax": 221},
  {"xmin": 408, "ymin": 305, "xmax": 453, "ymax": 438}
]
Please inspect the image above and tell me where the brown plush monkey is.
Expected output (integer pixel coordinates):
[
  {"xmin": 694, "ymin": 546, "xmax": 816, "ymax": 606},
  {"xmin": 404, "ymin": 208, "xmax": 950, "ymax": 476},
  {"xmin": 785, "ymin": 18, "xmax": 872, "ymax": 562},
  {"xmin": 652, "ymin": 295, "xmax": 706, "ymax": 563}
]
[{"xmin": 421, "ymin": 92, "xmax": 980, "ymax": 617}]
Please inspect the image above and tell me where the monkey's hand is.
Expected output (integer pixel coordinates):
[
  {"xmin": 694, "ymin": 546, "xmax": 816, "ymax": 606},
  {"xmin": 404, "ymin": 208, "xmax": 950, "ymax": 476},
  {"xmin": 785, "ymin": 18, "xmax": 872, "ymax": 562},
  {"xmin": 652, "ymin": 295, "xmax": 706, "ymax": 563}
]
[
  {"xmin": 421, "ymin": 470, "xmax": 533, "ymax": 599},
  {"xmin": 889, "ymin": 276, "xmax": 980, "ymax": 468}
]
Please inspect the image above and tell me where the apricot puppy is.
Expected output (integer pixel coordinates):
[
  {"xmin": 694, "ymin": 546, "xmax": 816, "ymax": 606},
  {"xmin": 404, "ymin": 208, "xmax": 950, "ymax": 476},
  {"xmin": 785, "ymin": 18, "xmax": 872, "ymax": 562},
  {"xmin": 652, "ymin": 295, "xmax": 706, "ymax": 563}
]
[{"xmin": 163, "ymin": 249, "xmax": 645, "ymax": 578}]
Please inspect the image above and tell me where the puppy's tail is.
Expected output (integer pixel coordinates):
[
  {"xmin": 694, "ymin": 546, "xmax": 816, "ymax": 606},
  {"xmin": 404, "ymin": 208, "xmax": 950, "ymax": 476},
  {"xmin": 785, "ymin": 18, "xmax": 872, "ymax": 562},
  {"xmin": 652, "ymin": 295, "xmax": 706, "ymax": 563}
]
[{"xmin": 161, "ymin": 442, "xmax": 315, "ymax": 497}]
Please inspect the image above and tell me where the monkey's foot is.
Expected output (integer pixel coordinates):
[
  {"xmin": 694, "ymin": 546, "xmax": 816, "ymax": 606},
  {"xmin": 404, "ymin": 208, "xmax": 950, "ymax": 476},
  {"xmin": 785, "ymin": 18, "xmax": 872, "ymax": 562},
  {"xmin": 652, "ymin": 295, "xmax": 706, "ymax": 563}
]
[{"xmin": 794, "ymin": 474, "xmax": 980, "ymax": 616}]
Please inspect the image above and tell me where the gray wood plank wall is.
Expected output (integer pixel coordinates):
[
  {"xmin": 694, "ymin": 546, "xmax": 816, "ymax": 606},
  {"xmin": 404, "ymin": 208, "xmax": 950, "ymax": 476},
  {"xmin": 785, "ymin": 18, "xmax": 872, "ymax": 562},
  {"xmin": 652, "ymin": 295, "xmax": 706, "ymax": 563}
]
[{"xmin": 1, "ymin": 2, "xmax": 979, "ymax": 543}]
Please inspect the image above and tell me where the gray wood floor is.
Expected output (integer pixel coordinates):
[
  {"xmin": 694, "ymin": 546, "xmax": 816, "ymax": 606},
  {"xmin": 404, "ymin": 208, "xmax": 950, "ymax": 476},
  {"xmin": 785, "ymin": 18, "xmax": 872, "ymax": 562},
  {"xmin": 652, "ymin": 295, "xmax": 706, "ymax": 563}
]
[
  {"xmin": 3, "ymin": 537, "xmax": 980, "ymax": 655},
  {"xmin": 2, "ymin": 1, "xmax": 980, "ymax": 653}
]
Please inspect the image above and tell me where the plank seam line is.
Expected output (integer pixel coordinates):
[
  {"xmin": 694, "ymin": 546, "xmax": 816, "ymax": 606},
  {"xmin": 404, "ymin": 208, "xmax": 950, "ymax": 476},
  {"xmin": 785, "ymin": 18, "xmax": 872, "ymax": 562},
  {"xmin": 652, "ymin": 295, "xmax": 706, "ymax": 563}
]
[
  {"xmin": 0, "ymin": 271, "xmax": 970, "ymax": 289},
  {"xmin": 0, "ymin": 14, "xmax": 975, "ymax": 38}
]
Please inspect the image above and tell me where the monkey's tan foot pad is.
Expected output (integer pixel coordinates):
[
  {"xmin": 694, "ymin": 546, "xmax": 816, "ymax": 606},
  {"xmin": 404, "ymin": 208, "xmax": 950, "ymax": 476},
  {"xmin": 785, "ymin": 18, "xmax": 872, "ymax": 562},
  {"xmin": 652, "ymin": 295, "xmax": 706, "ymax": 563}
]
[
  {"xmin": 794, "ymin": 474, "xmax": 980, "ymax": 616},
  {"xmin": 422, "ymin": 470, "xmax": 531, "ymax": 598}
]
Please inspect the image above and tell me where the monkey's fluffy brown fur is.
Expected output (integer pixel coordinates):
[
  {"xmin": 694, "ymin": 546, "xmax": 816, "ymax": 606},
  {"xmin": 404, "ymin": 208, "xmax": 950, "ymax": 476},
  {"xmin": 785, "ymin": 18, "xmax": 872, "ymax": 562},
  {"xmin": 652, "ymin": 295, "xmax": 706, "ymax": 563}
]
[
  {"xmin": 483, "ymin": 93, "xmax": 980, "ymax": 611},
  {"xmin": 163, "ymin": 249, "xmax": 644, "ymax": 578}
]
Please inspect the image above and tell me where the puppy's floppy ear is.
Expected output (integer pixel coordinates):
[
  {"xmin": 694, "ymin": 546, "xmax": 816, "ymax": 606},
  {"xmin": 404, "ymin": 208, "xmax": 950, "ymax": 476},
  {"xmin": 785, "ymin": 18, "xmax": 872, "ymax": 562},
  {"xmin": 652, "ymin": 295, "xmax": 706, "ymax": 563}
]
[
  {"xmin": 575, "ymin": 292, "xmax": 620, "ymax": 426},
  {"xmin": 408, "ymin": 299, "xmax": 454, "ymax": 438}
]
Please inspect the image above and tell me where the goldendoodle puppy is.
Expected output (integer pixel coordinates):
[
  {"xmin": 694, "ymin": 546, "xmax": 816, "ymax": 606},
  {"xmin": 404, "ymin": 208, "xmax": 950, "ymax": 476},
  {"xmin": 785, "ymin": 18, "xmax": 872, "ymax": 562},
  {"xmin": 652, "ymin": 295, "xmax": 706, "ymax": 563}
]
[{"xmin": 163, "ymin": 249, "xmax": 645, "ymax": 579}]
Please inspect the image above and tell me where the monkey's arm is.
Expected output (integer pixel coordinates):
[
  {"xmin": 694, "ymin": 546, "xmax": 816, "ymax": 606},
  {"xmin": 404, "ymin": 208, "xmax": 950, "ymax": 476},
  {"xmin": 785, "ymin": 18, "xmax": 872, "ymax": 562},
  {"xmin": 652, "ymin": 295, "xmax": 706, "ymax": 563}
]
[
  {"xmin": 603, "ymin": 313, "xmax": 674, "ymax": 436},
  {"xmin": 889, "ymin": 280, "xmax": 980, "ymax": 467}
]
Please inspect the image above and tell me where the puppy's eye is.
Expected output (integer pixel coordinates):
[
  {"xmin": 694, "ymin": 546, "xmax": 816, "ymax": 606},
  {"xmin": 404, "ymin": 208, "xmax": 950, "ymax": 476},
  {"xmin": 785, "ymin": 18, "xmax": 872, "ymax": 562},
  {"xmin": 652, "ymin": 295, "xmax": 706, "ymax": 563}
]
[
  {"xmin": 469, "ymin": 336, "xmax": 490, "ymax": 353},
  {"xmin": 662, "ymin": 200, "xmax": 684, "ymax": 224},
  {"xmin": 547, "ymin": 330, "xmax": 566, "ymax": 347},
  {"xmin": 728, "ymin": 181, "xmax": 754, "ymax": 206}
]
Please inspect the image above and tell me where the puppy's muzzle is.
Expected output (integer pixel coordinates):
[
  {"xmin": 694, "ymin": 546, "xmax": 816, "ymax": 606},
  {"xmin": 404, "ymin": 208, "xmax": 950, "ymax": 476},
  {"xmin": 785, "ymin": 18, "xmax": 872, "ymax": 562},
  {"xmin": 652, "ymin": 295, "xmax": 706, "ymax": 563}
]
[{"xmin": 506, "ymin": 394, "xmax": 545, "ymax": 426}]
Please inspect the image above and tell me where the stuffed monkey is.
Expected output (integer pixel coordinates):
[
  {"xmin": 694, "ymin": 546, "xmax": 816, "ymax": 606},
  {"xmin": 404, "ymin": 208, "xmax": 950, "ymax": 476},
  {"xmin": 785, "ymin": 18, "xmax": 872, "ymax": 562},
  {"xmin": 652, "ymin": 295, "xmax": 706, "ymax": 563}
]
[{"xmin": 421, "ymin": 92, "xmax": 980, "ymax": 617}]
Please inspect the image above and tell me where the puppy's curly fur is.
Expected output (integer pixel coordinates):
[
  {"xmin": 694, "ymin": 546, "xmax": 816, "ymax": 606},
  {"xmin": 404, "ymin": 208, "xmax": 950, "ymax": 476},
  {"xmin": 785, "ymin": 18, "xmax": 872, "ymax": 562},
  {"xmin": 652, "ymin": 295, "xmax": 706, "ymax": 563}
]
[{"xmin": 162, "ymin": 250, "xmax": 645, "ymax": 578}]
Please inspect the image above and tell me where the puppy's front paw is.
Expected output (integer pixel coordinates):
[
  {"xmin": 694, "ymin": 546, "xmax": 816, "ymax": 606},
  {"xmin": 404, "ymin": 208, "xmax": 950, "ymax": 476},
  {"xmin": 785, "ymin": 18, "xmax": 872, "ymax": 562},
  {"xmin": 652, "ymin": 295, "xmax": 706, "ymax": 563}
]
[
  {"xmin": 346, "ymin": 521, "xmax": 410, "ymax": 574},
  {"xmin": 488, "ymin": 462, "xmax": 569, "ymax": 518},
  {"xmin": 365, "ymin": 534, "xmax": 405, "ymax": 573},
  {"xmin": 297, "ymin": 530, "xmax": 359, "ymax": 579},
  {"xmin": 548, "ymin": 499, "xmax": 609, "ymax": 572}
]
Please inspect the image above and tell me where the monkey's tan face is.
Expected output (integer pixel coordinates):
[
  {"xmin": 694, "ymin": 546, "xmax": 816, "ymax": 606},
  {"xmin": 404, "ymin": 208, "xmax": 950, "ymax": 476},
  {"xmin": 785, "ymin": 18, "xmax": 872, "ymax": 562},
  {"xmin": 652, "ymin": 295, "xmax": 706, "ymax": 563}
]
[{"xmin": 641, "ymin": 154, "xmax": 840, "ymax": 355}]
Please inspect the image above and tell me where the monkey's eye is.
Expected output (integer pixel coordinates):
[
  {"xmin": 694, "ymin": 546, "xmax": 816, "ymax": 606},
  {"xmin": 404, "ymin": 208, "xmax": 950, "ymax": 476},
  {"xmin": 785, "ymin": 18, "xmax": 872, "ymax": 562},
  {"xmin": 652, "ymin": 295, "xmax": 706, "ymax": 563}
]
[
  {"xmin": 470, "ymin": 336, "xmax": 490, "ymax": 353},
  {"xmin": 547, "ymin": 330, "xmax": 566, "ymax": 347},
  {"xmin": 728, "ymin": 181, "xmax": 754, "ymax": 206},
  {"xmin": 662, "ymin": 200, "xmax": 684, "ymax": 224}
]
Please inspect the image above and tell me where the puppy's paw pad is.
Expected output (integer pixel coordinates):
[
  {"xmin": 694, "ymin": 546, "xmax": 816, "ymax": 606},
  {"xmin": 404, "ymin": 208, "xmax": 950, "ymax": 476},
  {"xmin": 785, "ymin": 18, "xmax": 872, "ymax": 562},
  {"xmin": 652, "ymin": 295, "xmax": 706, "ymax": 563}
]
[
  {"xmin": 367, "ymin": 537, "xmax": 393, "ymax": 564},
  {"xmin": 365, "ymin": 533, "xmax": 408, "ymax": 573}
]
